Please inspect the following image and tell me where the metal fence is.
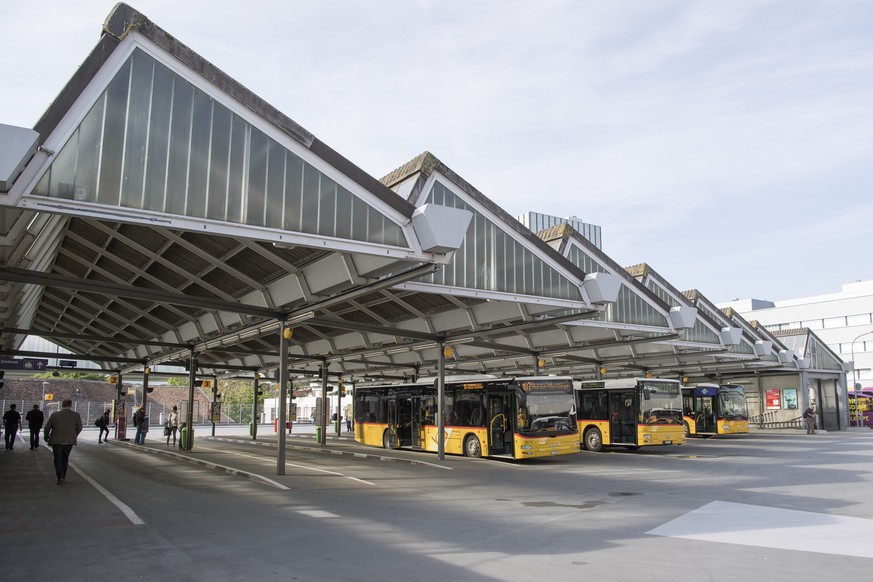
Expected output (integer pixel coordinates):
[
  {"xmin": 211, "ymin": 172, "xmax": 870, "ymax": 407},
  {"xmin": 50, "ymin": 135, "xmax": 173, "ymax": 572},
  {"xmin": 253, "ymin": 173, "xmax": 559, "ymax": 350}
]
[{"xmin": 0, "ymin": 398, "xmax": 218, "ymax": 426}]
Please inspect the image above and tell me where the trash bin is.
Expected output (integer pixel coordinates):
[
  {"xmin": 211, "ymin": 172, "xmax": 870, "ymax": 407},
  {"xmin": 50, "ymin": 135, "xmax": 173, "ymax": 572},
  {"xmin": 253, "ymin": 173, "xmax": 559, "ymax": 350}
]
[
  {"xmin": 315, "ymin": 425, "xmax": 322, "ymax": 442},
  {"xmin": 180, "ymin": 426, "xmax": 193, "ymax": 450},
  {"xmin": 249, "ymin": 422, "xmax": 254, "ymax": 436}
]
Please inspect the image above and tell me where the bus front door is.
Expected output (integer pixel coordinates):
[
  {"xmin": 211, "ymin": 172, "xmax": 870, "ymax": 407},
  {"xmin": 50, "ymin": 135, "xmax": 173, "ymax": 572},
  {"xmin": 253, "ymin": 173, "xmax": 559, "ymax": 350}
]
[
  {"xmin": 410, "ymin": 396, "xmax": 422, "ymax": 450},
  {"xmin": 697, "ymin": 396, "xmax": 715, "ymax": 434},
  {"xmin": 487, "ymin": 394, "xmax": 512, "ymax": 456},
  {"xmin": 610, "ymin": 391, "xmax": 636, "ymax": 445},
  {"xmin": 385, "ymin": 398, "xmax": 398, "ymax": 449}
]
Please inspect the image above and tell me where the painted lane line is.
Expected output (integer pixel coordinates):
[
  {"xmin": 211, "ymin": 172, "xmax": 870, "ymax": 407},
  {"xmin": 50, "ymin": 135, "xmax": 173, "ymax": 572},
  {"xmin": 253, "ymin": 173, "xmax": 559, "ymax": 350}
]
[
  {"xmin": 192, "ymin": 445, "xmax": 375, "ymax": 486},
  {"xmin": 114, "ymin": 440, "xmax": 289, "ymax": 490},
  {"xmin": 207, "ymin": 436, "xmax": 453, "ymax": 470},
  {"xmin": 70, "ymin": 462, "xmax": 145, "ymax": 526}
]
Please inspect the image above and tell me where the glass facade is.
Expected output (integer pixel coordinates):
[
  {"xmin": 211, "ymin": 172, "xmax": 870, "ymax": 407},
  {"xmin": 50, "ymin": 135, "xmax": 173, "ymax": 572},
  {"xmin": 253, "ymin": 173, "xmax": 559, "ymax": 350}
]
[
  {"xmin": 563, "ymin": 245, "xmax": 664, "ymax": 326},
  {"xmin": 566, "ymin": 245, "xmax": 606, "ymax": 275},
  {"xmin": 646, "ymin": 280, "xmax": 678, "ymax": 307},
  {"xmin": 682, "ymin": 319, "xmax": 721, "ymax": 344},
  {"xmin": 33, "ymin": 49, "xmax": 407, "ymax": 248},
  {"xmin": 420, "ymin": 181, "xmax": 582, "ymax": 301},
  {"xmin": 600, "ymin": 286, "xmax": 666, "ymax": 326}
]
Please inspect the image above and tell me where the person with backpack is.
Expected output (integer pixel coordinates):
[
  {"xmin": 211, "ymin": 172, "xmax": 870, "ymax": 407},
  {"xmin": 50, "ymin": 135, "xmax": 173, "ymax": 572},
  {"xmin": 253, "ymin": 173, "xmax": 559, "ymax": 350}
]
[
  {"xmin": 803, "ymin": 404, "xmax": 817, "ymax": 434},
  {"xmin": 95, "ymin": 409, "xmax": 111, "ymax": 443}
]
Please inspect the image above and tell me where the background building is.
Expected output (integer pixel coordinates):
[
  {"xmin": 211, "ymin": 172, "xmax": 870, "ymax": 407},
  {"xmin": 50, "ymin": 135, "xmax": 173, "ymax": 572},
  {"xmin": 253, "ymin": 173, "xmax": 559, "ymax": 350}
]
[
  {"xmin": 720, "ymin": 280, "xmax": 873, "ymax": 392},
  {"xmin": 516, "ymin": 211, "xmax": 602, "ymax": 250}
]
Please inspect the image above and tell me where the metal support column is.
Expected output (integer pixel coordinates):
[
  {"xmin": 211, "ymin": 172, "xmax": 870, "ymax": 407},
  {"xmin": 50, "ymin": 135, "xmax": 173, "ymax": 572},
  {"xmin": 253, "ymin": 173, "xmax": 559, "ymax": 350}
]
[
  {"xmin": 277, "ymin": 323, "xmax": 289, "ymax": 475},
  {"xmin": 437, "ymin": 340, "xmax": 446, "ymax": 460},
  {"xmin": 185, "ymin": 351, "xmax": 196, "ymax": 451},
  {"xmin": 320, "ymin": 360, "xmax": 328, "ymax": 446},
  {"xmin": 335, "ymin": 376, "xmax": 343, "ymax": 436},
  {"xmin": 252, "ymin": 371, "xmax": 259, "ymax": 441},
  {"xmin": 142, "ymin": 365, "xmax": 149, "ymax": 414},
  {"xmin": 114, "ymin": 372, "xmax": 124, "ymax": 440}
]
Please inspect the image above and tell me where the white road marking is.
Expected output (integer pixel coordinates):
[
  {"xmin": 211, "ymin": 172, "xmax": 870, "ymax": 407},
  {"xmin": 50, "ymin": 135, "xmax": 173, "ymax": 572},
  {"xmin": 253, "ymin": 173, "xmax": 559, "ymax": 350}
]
[
  {"xmin": 197, "ymin": 445, "xmax": 375, "ymax": 486},
  {"xmin": 297, "ymin": 509, "xmax": 341, "ymax": 518},
  {"xmin": 71, "ymin": 462, "xmax": 145, "ymax": 525},
  {"xmin": 647, "ymin": 500, "xmax": 873, "ymax": 558}
]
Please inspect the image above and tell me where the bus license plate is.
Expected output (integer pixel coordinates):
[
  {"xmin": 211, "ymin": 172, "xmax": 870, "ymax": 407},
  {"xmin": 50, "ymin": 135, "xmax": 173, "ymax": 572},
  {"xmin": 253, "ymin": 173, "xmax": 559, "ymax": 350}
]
[{"xmin": 664, "ymin": 440, "xmax": 672, "ymax": 445}]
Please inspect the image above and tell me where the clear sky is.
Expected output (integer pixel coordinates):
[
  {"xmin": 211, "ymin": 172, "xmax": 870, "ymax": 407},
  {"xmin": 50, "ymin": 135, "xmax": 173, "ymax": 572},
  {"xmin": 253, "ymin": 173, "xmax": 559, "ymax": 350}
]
[{"xmin": 2, "ymin": 0, "xmax": 871, "ymax": 304}]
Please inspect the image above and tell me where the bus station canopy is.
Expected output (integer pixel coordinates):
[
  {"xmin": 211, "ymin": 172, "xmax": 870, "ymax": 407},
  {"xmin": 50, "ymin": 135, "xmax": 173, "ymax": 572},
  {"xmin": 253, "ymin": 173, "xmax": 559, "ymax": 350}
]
[{"xmin": 0, "ymin": 3, "xmax": 838, "ymax": 386}]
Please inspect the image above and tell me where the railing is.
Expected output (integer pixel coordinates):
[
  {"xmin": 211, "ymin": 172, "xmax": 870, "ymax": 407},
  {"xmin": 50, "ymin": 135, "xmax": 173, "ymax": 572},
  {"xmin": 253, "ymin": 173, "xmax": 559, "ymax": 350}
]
[{"xmin": 748, "ymin": 411, "xmax": 804, "ymax": 429}]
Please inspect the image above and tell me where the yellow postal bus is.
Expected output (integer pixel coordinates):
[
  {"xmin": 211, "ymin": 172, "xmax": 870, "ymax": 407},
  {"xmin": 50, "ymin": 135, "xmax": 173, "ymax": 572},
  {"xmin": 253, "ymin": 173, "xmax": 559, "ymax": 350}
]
[
  {"xmin": 574, "ymin": 378, "xmax": 685, "ymax": 452},
  {"xmin": 354, "ymin": 376, "xmax": 580, "ymax": 459},
  {"xmin": 682, "ymin": 383, "xmax": 749, "ymax": 437}
]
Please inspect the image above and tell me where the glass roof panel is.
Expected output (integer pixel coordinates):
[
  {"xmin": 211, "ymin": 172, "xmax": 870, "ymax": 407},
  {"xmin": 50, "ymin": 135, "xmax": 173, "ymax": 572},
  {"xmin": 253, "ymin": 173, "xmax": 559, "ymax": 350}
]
[
  {"xmin": 32, "ymin": 49, "xmax": 407, "ymax": 248},
  {"xmin": 419, "ymin": 180, "xmax": 582, "ymax": 301}
]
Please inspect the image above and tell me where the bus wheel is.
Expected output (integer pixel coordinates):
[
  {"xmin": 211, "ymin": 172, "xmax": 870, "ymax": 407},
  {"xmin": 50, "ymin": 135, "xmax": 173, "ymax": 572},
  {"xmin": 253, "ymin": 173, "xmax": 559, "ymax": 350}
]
[
  {"xmin": 584, "ymin": 427, "xmax": 603, "ymax": 452},
  {"xmin": 382, "ymin": 430, "xmax": 393, "ymax": 449},
  {"xmin": 683, "ymin": 421, "xmax": 691, "ymax": 437},
  {"xmin": 464, "ymin": 435, "xmax": 482, "ymax": 458}
]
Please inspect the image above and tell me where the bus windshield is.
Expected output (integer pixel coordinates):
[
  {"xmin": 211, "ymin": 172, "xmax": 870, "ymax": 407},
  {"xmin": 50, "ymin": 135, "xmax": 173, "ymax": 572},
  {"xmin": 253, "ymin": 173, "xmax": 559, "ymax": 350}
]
[
  {"xmin": 641, "ymin": 382, "xmax": 683, "ymax": 425},
  {"xmin": 719, "ymin": 390, "xmax": 748, "ymax": 420},
  {"xmin": 522, "ymin": 392, "xmax": 577, "ymax": 434}
]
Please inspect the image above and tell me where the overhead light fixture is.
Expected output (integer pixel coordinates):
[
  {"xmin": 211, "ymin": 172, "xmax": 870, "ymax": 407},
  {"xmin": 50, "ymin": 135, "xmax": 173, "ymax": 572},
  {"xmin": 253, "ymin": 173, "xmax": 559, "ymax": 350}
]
[{"xmin": 287, "ymin": 311, "xmax": 315, "ymax": 325}]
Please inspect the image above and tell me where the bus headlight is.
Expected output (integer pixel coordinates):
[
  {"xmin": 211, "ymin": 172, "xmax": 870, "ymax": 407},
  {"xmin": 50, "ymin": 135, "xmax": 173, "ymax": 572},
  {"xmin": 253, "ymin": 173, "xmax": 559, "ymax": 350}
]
[
  {"xmin": 521, "ymin": 445, "xmax": 532, "ymax": 450},
  {"xmin": 643, "ymin": 434, "xmax": 652, "ymax": 441}
]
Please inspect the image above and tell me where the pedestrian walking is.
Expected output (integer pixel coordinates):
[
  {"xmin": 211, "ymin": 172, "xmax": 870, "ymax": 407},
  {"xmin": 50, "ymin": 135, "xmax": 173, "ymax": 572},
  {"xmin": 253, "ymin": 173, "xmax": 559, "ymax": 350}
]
[
  {"xmin": 166, "ymin": 405, "xmax": 179, "ymax": 446},
  {"xmin": 25, "ymin": 404, "xmax": 45, "ymax": 450},
  {"xmin": 43, "ymin": 399, "xmax": 83, "ymax": 485},
  {"xmin": 3, "ymin": 403, "xmax": 23, "ymax": 450},
  {"xmin": 96, "ymin": 409, "xmax": 111, "ymax": 443},
  {"xmin": 803, "ymin": 404, "xmax": 817, "ymax": 434}
]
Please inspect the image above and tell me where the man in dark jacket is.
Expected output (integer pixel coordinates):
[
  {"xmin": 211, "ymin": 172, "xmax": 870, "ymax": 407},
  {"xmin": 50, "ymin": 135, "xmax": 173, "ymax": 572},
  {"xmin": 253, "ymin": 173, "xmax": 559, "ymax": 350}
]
[
  {"xmin": 3, "ymin": 404, "xmax": 22, "ymax": 450},
  {"xmin": 44, "ymin": 399, "xmax": 83, "ymax": 485},
  {"xmin": 25, "ymin": 404, "xmax": 45, "ymax": 450}
]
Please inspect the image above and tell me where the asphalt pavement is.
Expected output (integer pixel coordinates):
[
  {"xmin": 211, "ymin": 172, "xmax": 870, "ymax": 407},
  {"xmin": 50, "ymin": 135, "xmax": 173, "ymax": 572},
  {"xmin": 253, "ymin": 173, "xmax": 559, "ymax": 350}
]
[{"xmin": 2, "ymin": 423, "xmax": 873, "ymax": 581}]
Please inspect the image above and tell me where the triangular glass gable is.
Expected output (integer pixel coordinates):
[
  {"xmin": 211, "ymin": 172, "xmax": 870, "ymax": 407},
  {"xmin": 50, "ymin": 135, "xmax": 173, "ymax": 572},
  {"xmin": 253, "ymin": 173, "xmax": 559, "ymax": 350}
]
[
  {"xmin": 420, "ymin": 180, "xmax": 582, "ymax": 301},
  {"xmin": 566, "ymin": 244, "xmax": 607, "ymax": 275},
  {"xmin": 599, "ymin": 286, "xmax": 667, "ymax": 327},
  {"xmin": 33, "ymin": 48, "xmax": 407, "ymax": 248},
  {"xmin": 806, "ymin": 334, "xmax": 843, "ymax": 370},
  {"xmin": 682, "ymin": 319, "xmax": 721, "ymax": 344},
  {"xmin": 565, "ymin": 245, "xmax": 666, "ymax": 326}
]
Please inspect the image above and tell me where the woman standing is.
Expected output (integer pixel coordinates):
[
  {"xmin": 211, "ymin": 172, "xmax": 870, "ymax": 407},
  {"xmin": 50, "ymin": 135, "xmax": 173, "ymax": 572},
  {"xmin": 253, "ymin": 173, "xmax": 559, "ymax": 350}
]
[{"xmin": 166, "ymin": 405, "xmax": 179, "ymax": 446}]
